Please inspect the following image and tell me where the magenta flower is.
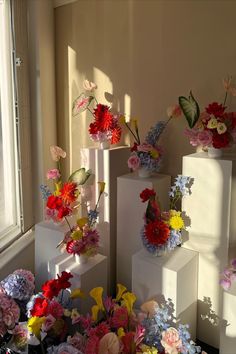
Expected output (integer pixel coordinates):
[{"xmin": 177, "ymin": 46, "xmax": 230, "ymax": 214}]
[
  {"xmin": 127, "ymin": 154, "xmax": 140, "ymax": 171},
  {"xmin": 47, "ymin": 299, "xmax": 64, "ymax": 319},
  {"xmin": 47, "ymin": 168, "xmax": 61, "ymax": 180},
  {"xmin": 220, "ymin": 278, "xmax": 231, "ymax": 291},
  {"xmin": 197, "ymin": 130, "xmax": 213, "ymax": 147},
  {"xmin": 42, "ymin": 314, "xmax": 56, "ymax": 332},
  {"xmin": 137, "ymin": 143, "xmax": 153, "ymax": 153},
  {"xmin": 184, "ymin": 128, "xmax": 199, "ymax": 147},
  {"xmin": 111, "ymin": 306, "xmax": 129, "ymax": 329}
]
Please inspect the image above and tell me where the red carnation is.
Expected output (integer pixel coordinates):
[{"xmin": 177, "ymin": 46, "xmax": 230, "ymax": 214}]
[
  {"xmin": 89, "ymin": 122, "xmax": 99, "ymax": 135},
  {"xmin": 145, "ymin": 220, "xmax": 170, "ymax": 245},
  {"xmin": 140, "ymin": 188, "xmax": 156, "ymax": 203},
  {"xmin": 57, "ymin": 206, "xmax": 71, "ymax": 219},
  {"xmin": 31, "ymin": 298, "xmax": 49, "ymax": 317},
  {"xmin": 47, "ymin": 195, "xmax": 63, "ymax": 210},
  {"xmin": 206, "ymin": 102, "xmax": 226, "ymax": 117},
  {"xmin": 42, "ymin": 279, "xmax": 60, "ymax": 300},
  {"xmin": 111, "ymin": 125, "xmax": 122, "ymax": 144},
  {"xmin": 212, "ymin": 131, "xmax": 230, "ymax": 148},
  {"xmin": 60, "ymin": 182, "xmax": 77, "ymax": 205},
  {"xmin": 57, "ymin": 271, "xmax": 73, "ymax": 290}
]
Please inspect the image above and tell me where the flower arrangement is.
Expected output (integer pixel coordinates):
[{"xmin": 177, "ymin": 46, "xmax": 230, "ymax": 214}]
[
  {"xmin": 220, "ymin": 258, "xmax": 236, "ymax": 291},
  {"xmin": 61, "ymin": 181, "xmax": 106, "ymax": 258},
  {"xmin": 41, "ymin": 145, "xmax": 91, "ymax": 225},
  {"xmin": 179, "ymin": 77, "xmax": 236, "ymax": 150},
  {"xmin": 1, "ymin": 269, "xmax": 207, "ymax": 354},
  {"xmin": 140, "ymin": 175, "xmax": 193, "ymax": 256},
  {"xmin": 73, "ymin": 80, "xmax": 122, "ymax": 146},
  {"xmin": 126, "ymin": 105, "xmax": 181, "ymax": 175}
]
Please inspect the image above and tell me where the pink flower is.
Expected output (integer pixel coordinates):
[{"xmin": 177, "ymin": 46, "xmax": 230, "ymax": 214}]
[
  {"xmin": 167, "ymin": 104, "xmax": 182, "ymax": 118},
  {"xmin": 231, "ymin": 259, "xmax": 236, "ymax": 269},
  {"xmin": 111, "ymin": 307, "xmax": 129, "ymax": 329},
  {"xmin": 140, "ymin": 300, "xmax": 159, "ymax": 317},
  {"xmin": 197, "ymin": 130, "xmax": 213, "ymax": 147},
  {"xmin": 161, "ymin": 327, "xmax": 182, "ymax": 354},
  {"xmin": 85, "ymin": 335, "xmax": 100, "ymax": 354},
  {"xmin": 127, "ymin": 154, "xmax": 140, "ymax": 171},
  {"xmin": 137, "ymin": 143, "xmax": 153, "ymax": 153},
  {"xmin": 12, "ymin": 323, "xmax": 28, "ymax": 348},
  {"xmin": 47, "ymin": 299, "xmax": 64, "ymax": 319},
  {"xmin": 83, "ymin": 80, "xmax": 97, "ymax": 92},
  {"xmin": 0, "ymin": 293, "xmax": 20, "ymax": 335},
  {"xmin": 220, "ymin": 278, "xmax": 231, "ymax": 291},
  {"xmin": 67, "ymin": 332, "xmax": 85, "ymax": 351},
  {"xmin": 98, "ymin": 333, "xmax": 120, "ymax": 354},
  {"xmin": 47, "ymin": 168, "xmax": 61, "ymax": 180},
  {"xmin": 184, "ymin": 128, "xmax": 199, "ymax": 147},
  {"xmin": 50, "ymin": 146, "xmax": 66, "ymax": 162},
  {"xmin": 42, "ymin": 314, "xmax": 56, "ymax": 332}
]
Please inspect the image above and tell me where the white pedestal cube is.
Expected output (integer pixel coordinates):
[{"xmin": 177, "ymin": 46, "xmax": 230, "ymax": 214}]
[
  {"xmin": 49, "ymin": 253, "xmax": 107, "ymax": 316},
  {"xmin": 132, "ymin": 247, "xmax": 198, "ymax": 339},
  {"xmin": 80, "ymin": 146, "xmax": 130, "ymax": 294},
  {"xmin": 117, "ymin": 172, "xmax": 171, "ymax": 289},
  {"xmin": 220, "ymin": 283, "xmax": 236, "ymax": 354},
  {"xmin": 35, "ymin": 221, "xmax": 69, "ymax": 291},
  {"xmin": 182, "ymin": 152, "xmax": 236, "ymax": 348}
]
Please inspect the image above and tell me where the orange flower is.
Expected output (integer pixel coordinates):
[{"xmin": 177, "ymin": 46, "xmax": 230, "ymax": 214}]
[{"xmin": 60, "ymin": 182, "xmax": 77, "ymax": 205}]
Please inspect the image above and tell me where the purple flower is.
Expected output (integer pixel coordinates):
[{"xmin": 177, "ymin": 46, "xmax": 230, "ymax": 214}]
[{"xmin": 220, "ymin": 278, "xmax": 231, "ymax": 291}]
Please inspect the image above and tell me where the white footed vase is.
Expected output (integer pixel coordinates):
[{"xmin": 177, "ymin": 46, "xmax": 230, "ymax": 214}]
[
  {"xmin": 138, "ymin": 168, "xmax": 152, "ymax": 178},
  {"xmin": 74, "ymin": 254, "xmax": 89, "ymax": 264},
  {"xmin": 99, "ymin": 140, "xmax": 110, "ymax": 150},
  {"xmin": 207, "ymin": 147, "xmax": 222, "ymax": 158}
]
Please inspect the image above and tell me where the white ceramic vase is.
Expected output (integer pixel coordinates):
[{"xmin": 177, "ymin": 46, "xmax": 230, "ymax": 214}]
[
  {"xmin": 99, "ymin": 140, "xmax": 110, "ymax": 150},
  {"xmin": 74, "ymin": 254, "xmax": 89, "ymax": 264},
  {"xmin": 207, "ymin": 147, "xmax": 222, "ymax": 158},
  {"xmin": 138, "ymin": 167, "xmax": 152, "ymax": 178}
]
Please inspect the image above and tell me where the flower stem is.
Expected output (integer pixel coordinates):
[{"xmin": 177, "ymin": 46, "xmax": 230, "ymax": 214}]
[
  {"xmin": 87, "ymin": 107, "xmax": 96, "ymax": 118},
  {"xmin": 223, "ymin": 91, "xmax": 228, "ymax": 106},
  {"xmin": 65, "ymin": 216, "xmax": 73, "ymax": 232},
  {"xmin": 40, "ymin": 340, "xmax": 46, "ymax": 354},
  {"xmin": 125, "ymin": 122, "xmax": 139, "ymax": 144}
]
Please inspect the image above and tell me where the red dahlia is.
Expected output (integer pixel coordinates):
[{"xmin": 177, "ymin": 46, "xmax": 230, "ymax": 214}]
[
  {"xmin": 205, "ymin": 102, "xmax": 226, "ymax": 117},
  {"xmin": 60, "ymin": 182, "xmax": 77, "ymax": 205},
  {"xmin": 111, "ymin": 125, "xmax": 122, "ymax": 144},
  {"xmin": 212, "ymin": 131, "xmax": 230, "ymax": 148},
  {"xmin": 145, "ymin": 220, "xmax": 170, "ymax": 245},
  {"xmin": 57, "ymin": 206, "xmax": 71, "ymax": 219},
  {"xmin": 42, "ymin": 279, "xmax": 60, "ymax": 300},
  {"xmin": 31, "ymin": 298, "xmax": 49, "ymax": 317},
  {"xmin": 89, "ymin": 122, "xmax": 99, "ymax": 135},
  {"xmin": 140, "ymin": 188, "xmax": 156, "ymax": 203},
  {"xmin": 47, "ymin": 195, "xmax": 63, "ymax": 210},
  {"xmin": 93, "ymin": 104, "xmax": 113, "ymax": 131},
  {"xmin": 57, "ymin": 271, "xmax": 73, "ymax": 290}
]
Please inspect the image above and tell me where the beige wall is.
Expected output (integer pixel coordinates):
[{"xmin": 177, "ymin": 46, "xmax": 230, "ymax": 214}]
[{"xmin": 55, "ymin": 0, "xmax": 236, "ymax": 178}]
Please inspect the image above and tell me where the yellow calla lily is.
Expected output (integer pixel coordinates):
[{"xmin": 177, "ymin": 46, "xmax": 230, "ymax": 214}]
[
  {"xmin": 54, "ymin": 181, "xmax": 62, "ymax": 196},
  {"xmin": 98, "ymin": 181, "xmax": 106, "ymax": 194},
  {"xmin": 71, "ymin": 230, "xmax": 83, "ymax": 240},
  {"xmin": 91, "ymin": 304, "xmax": 100, "ymax": 321},
  {"xmin": 89, "ymin": 287, "xmax": 104, "ymax": 310},
  {"xmin": 122, "ymin": 292, "xmax": 136, "ymax": 314},
  {"xmin": 115, "ymin": 283, "xmax": 127, "ymax": 302},
  {"xmin": 27, "ymin": 316, "xmax": 46, "ymax": 338},
  {"xmin": 131, "ymin": 118, "xmax": 139, "ymax": 130},
  {"xmin": 117, "ymin": 327, "xmax": 125, "ymax": 338},
  {"xmin": 76, "ymin": 217, "xmax": 88, "ymax": 228},
  {"xmin": 70, "ymin": 288, "xmax": 86, "ymax": 299},
  {"xmin": 119, "ymin": 115, "xmax": 126, "ymax": 124}
]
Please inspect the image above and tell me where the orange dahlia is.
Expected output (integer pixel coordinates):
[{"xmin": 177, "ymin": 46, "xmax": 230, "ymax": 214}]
[{"xmin": 60, "ymin": 182, "xmax": 77, "ymax": 205}]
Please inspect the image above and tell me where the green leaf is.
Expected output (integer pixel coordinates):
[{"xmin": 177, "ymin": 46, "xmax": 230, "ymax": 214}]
[
  {"xmin": 179, "ymin": 91, "xmax": 200, "ymax": 128},
  {"xmin": 69, "ymin": 168, "xmax": 92, "ymax": 185},
  {"xmin": 72, "ymin": 93, "xmax": 94, "ymax": 116}
]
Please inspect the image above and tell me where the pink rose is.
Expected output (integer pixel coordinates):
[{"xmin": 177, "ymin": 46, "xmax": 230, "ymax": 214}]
[
  {"xmin": 161, "ymin": 327, "xmax": 182, "ymax": 354},
  {"xmin": 140, "ymin": 300, "xmax": 159, "ymax": 317},
  {"xmin": 47, "ymin": 300, "xmax": 64, "ymax": 319},
  {"xmin": 167, "ymin": 104, "xmax": 182, "ymax": 118},
  {"xmin": 137, "ymin": 143, "xmax": 153, "ymax": 152},
  {"xmin": 184, "ymin": 128, "xmax": 199, "ymax": 147},
  {"xmin": 127, "ymin": 154, "xmax": 140, "ymax": 171},
  {"xmin": 47, "ymin": 168, "xmax": 61, "ymax": 180},
  {"xmin": 197, "ymin": 130, "xmax": 213, "ymax": 147},
  {"xmin": 42, "ymin": 314, "xmax": 56, "ymax": 332},
  {"xmin": 50, "ymin": 146, "xmax": 66, "ymax": 162}
]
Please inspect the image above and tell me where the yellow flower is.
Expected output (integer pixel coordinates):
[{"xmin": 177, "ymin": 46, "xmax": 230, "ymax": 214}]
[
  {"xmin": 70, "ymin": 288, "xmax": 86, "ymax": 299},
  {"xmin": 169, "ymin": 214, "xmax": 184, "ymax": 230},
  {"xmin": 121, "ymin": 292, "xmax": 136, "ymax": 314},
  {"xmin": 54, "ymin": 181, "xmax": 62, "ymax": 196},
  {"xmin": 98, "ymin": 181, "xmax": 106, "ymax": 194},
  {"xmin": 207, "ymin": 117, "xmax": 218, "ymax": 129},
  {"xmin": 117, "ymin": 327, "xmax": 125, "ymax": 338},
  {"xmin": 27, "ymin": 317, "xmax": 46, "ymax": 338},
  {"xmin": 115, "ymin": 283, "xmax": 127, "ymax": 302},
  {"xmin": 91, "ymin": 304, "xmax": 100, "ymax": 321},
  {"xmin": 138, "ymin": 344, "xmax": 158, "ymax": 354},
  {"xmin": 89, "ymin": 287, "xmax": 104, "ymax": 310},
  {"xmin": 76, "ymin": 217, "xmax": 88, "ymax": 228},
  {"xmin": 119, "ymin": 115, "xmax": 126, "ymax": 124},
  {"xmin": 217, "ymin": 122, "xmax": 227, "ymax": 134},
  {"xmin": 150, "ymin": 149, "xmax": 159, "ymax": 159},
  {"xmin": 71, "ymin": 230, "xmax": 83, "ymax": 240}
]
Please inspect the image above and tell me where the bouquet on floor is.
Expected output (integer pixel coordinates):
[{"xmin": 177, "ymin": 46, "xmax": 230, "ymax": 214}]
[
  {"xmin": 60, "ymin": 181, "xmax": 106, "ymax": 258},
  {"xmin": 73, "ymin": 80, "xmax": 122, "ymax": 146},
  {"xmin": 220, "ymin": 258, "xmax": 236, "ymax": 291},
  {"xmin": 140, "ymin": 175, "xmax": 193, "ymax": 256},
  {"xmin": 126, "ymin": 105, "xmax": 182, "ymax": 175},
  {"xmin": 179, "ymin": 77, "xmax": 236, "ymax": 150},
  {"xmin": 40, "ymin": 145, "xmax": 91, "ymax": 224}
]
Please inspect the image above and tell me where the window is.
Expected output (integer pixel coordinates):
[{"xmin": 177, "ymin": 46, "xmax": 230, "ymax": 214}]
[{"xmin": 0, "ymin": 0, "xmax": 21, "ymax": 250}]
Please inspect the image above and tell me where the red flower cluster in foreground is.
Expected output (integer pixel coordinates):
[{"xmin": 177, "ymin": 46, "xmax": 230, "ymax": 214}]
[
  {"xmin": 140, "ymin": 188, "xmax": 156, "ymax": 203},
  {"xmin": 206, "ymin": 102, "xmax": 226, "ymax": 117},
  {"xmin": 212, "ymin": 131, "xmax": 230, "ymax": 148},
  {"xmin": 145, "ymin": 220, "xmax": 170, "ymax": 246},
  {"xmin": 42, "ymin": 271, "xmax": 73, "ymax": 300}
]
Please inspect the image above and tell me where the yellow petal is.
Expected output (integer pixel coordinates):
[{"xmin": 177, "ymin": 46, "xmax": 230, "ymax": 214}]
[
  {"xmin": 117, "ymin": 327, "xmax": 125, "ymax": 338},
  {"xmin": 71, "ymin": 230, "xmax": 83, "ymax": 240},
  {"xmin": 27, "ymin": 317, "xmax": 46, "ymax": 338},
  {"xmin": 98, "ymin": 181, "xmax": 106, "ymax": 194},
  {"xmin": 115, "ymin": 283, "xmax": 127, "ymax": 302},
  {"xmin": 89, "ymin": 287, "xmax": 104, "ymax": 310},
  {"xmin": 76, "ymin": 217, "xmax": 88, "ymax": 228},
  {"xmin": 70, "ymin": 288, "xmax": 86, "ymax": 299},
  {"xmin": 54, "ymin": 181, "xmax": 62, "ymax": 196},
  {"xmin": 122, "ymin": 292, "xmax": 136, "ymax": 314},
  {"xmin": 119, "ymin": 115, "xmax": 126, "ymax": 124},
  {"xmin": 91, "ymin": 304, "xmax": 100, "ymax": 321}
]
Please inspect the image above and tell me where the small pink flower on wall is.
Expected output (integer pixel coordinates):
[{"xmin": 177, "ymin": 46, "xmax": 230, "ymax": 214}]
[
  {"xmin": 127, "ymin": 154, "xmax": 140, "ymax": 170},
  {"xmin": 166, "ymin": 104, "xmax": 182, "ymax": 118},
  {"xmin": 47, "ymin": 169, "xmax": 61, "ymax": 180}
]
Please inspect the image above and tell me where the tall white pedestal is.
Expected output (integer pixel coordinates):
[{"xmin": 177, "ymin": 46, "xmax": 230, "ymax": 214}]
[
  {"xmin": 80, "ymin": 146, "xmax": 130, "ymax": 294},
  {"xmin": 182, "ymin": 152, "xmax": 236, "ymax": 348},
  {"xmin": 117, "ymin": 172, "xmax": 171, "ymax": 289},
  {"xmin": 49, "ymin": 253, "xmax": 107, "ymax": 316},
  {"xmin": 35, "ymin": 221, "xmax": 69, "ymax": 291},
  {"xmin": 220, "ymin": 282, "xmax": 236, "ymax": 354},
  {"xmin": 132, "ymin": 248, "xmax": 198, "ymax": 339}
]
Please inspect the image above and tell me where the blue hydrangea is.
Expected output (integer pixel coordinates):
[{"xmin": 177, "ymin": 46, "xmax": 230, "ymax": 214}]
[
  {"xmin": 145, "ymin": 121, "xmax": 167, "ymax": 146},
  {"xmin": 169, "ymin": 175, "xmax": 194, "ymax": 199},
  {"xmin": 166, "ymin": 229, "xmax": 182, "ymax": 250},
  {"xmin": 178, "ymin": 324, "xmax": 202, "ymax": 353},
  {"xmin": 1, "ymin": 274, "xmax": 34, "ymax": 301},
  {"xmin": 138, "ymin": 151, "xmax": 162, "ymax": 173},
  {"xmin": 88, "ymin": 209, "xmax": 99, "ymax": 226},
  {"xmin": 40, "ymin": 184, "xmax": 51, "ymax": 200}
]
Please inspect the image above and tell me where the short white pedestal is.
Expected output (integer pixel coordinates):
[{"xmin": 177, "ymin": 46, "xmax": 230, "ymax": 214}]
[
  {"xmin": 35, "ymin": 221, "xmax": 69, "ymax": 291},
  {"xmin": 182, "ymin": 152, "xmax": 236, "ymax": 348},
  {"xmin": 117, "ymin": 172, "xmax": 171, "ymax": 289},
  {"xmin": 132, "ymin": 248, "xmax": 198, "ymax": 339},
  {"xmin": 80, "ymin": 146, "xmax": 130, "ymax": 294},
  {"xmin": 48, "ymin": 253, "xmax": 107, "ymax": 315},
  {"xmin": 220, "ymin": 283, "xmax": 236, "ymax": 354}
]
